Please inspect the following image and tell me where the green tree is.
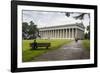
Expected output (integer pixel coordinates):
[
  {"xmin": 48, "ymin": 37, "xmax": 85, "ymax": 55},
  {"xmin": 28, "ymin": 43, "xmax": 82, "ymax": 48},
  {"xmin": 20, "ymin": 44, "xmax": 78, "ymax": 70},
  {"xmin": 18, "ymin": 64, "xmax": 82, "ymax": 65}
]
[
  {"xmin": 87, "ymin": 25, "xmax": 90, "ymax": 39},
  {"xmin": 28, "ymin": 21, "xmax": 39, "ymax": 39},
  {"xmin": 84, "ymin": 25, "xmax": 90, "ymax": 39},
  {"xmin": 22, "ymin": 22, "xmax": 29, "ymax": 39}
]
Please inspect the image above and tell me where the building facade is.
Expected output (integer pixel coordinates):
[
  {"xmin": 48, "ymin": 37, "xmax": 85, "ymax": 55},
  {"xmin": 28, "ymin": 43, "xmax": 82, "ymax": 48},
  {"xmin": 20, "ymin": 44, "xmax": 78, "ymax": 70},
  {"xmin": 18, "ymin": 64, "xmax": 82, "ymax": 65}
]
[{"xmin": 39, "ymin": 23, "xmax": 85, "ymax": 39}]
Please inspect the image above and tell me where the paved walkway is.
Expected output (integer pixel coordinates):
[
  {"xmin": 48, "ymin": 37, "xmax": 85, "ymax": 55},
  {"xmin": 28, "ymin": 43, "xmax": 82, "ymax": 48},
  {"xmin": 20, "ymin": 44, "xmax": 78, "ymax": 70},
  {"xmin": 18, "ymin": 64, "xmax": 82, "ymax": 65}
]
[{"xmin": 34, "ymin": 40, "xmax": 90, "ymax": 61}]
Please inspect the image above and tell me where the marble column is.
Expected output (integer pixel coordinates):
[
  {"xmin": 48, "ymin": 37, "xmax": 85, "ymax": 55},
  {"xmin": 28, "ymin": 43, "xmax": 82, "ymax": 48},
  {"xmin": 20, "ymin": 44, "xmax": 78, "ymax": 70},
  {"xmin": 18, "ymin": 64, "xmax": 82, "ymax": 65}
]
[
  {"xmin": 54, "ymin": 30, "xmax": 55, "ymax": 38},
  {"xmin": 45, "ymin": 31, "xmax": 46, "ymax": 39},
  {"xmin": 59, "ymin": 29, "xmax": 60, "ymax": 38},
  {"xmin": 44, "ymin": 31, "xmax": 45, "ymax": 38},
  {"xmin": 61, "ymin": 29, "xmax": 63, "ymax": 38},
  {"xmin": 69, "ymin": 28, "xmax": 70, "ymax": 39},
  {"xmin": 52, "ymin": 30, "xmax": 53, "ymax": 38},
  {"xmin": 57, "ymin": 30, "xmax": 59, "ymax": 38},
  {"xmin": 58, "ymin": 30, "xmax": 59, "ymax": 38},
  {"xmin": 53, "ymin": 30, "xmax": 54, "ymax": 39},
  {"xmin": 75, "ymin": 28, "xmax": 77, "ymax": 38},
  {"xmin": 70, "ymin": 29, "xmax": 72, "ymax": 38},
  {"xmin": 62, "ymin": 29, "xmax": 64, "ymax": 38},
  {"xmin": 54, "ymin": 30, "xmax": 56, "ymax": 38},
  {"xmin": 50, "ymin": 30, "xmax": 52, "ymax": 38},
  {"xmin": 57, "ymin": 29, "xmax": 59, "ymax": 38},
  {"xmin": 66, "ymin": 29, "xmax": 67, "ymax": 39},
  {"xmin": 44, "ymin": 31, "xmax": 46, "ymax": 39},
  {"xmin": 72, "ymin": 28, "xmax": 74, "ymax": 39},
  {"xmin": 56, "ymin": 29, "xmax": 58, "ymax": 38},
  {"xmin": 48, "ymin": 30, "xmax": 49, "ymax": 38},
  {"xmin": 51, "ymin": 30, "xmax": 52, "ymax": 38},
  {"xmin": 59, "ymin": 29, "xmax": 62, "ymax": 38},
  {"xmin": 63, "ymin": 29, "xmax": 65, "ymax": 38},
  {"xmin": 46, "ymin": 31, "xmax": 47, "ymax": 39},
  {"xmin": 55, "ymin": 30, "xmax": 56, "ymax": 38},
  {"xmin": 46, "ymin": 30, "xmax": 48, "ymax": 38}
]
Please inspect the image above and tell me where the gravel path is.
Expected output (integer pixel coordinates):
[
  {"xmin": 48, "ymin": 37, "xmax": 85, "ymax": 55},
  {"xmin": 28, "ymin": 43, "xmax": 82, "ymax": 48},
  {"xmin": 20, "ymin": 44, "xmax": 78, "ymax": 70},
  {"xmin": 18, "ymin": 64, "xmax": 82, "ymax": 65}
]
[{"xmin": 34, "ymin": 40, "xmax": 90, "ymax": 61}]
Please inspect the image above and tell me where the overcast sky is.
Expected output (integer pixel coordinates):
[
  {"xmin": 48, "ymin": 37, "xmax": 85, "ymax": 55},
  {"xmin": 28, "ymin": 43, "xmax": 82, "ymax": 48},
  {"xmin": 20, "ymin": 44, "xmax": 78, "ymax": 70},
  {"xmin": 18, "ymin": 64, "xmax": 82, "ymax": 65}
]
[{"xmin": 22, "ymin": 10, "xmax": 90, "ymax": 28}]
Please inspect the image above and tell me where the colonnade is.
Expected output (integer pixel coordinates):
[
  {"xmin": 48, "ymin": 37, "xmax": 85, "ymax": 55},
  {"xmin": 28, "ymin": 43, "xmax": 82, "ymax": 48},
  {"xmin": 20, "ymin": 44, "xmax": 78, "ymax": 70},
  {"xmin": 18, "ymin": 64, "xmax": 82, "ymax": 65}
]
[{"xmin": 39, "ymin": 28, "xmax": 79, "ymax": 39}]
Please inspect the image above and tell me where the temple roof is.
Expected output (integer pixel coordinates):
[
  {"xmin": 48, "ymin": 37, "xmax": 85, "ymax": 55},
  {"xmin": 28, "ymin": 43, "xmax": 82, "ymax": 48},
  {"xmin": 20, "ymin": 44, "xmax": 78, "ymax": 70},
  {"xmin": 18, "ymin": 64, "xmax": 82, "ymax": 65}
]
[{"xmin": 39, "ymin": 23, "xmax": 85, "ymax": 29}]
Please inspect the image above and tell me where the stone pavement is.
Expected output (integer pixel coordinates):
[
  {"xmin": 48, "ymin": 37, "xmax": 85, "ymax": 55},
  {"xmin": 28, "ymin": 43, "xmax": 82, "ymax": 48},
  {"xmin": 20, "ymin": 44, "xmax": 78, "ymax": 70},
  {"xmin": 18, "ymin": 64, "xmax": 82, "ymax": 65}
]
[{"xmin": 34, "ymin": 40, "xmax": 90, "ymax": 61}]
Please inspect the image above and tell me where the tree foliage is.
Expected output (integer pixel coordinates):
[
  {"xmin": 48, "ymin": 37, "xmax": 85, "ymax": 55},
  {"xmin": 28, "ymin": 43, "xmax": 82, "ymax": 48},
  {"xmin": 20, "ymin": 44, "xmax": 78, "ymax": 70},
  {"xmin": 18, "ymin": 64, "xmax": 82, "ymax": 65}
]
[
  {"xmin": 22, "ymin": 21, "xmax": 39, "ymax": 39},
  {"xmin": 65, "ymin": 12, "xmax": 90, "ymax": 20},
  {"xmin": 22, "ymin": 22, "xmax": 29, "ymax": 39},
  {"xmin": 74, "ymin": 13, "xmax": 90, "ymax": 20},
  {"xmin": 84, "ymin": 25, "xmax": 90, "ymax": 39},
  {"xmin": 22, "ymin": 22, "xmax": 28, "ymax": 33}
]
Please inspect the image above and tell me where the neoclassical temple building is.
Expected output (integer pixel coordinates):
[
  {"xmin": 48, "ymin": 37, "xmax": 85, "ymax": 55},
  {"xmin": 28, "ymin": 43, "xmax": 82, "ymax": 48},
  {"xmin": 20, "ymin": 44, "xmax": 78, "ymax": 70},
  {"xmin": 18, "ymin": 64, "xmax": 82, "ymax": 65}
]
[{"xmin": 39, "ymin": 23, "xmax": 85, "ymax": 39}]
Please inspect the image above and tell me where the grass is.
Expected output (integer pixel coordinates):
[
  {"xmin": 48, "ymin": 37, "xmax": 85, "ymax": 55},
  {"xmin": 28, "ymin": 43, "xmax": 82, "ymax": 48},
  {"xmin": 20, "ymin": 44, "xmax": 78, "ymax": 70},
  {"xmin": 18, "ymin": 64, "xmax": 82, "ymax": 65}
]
[
  {"xmin": 22, "ymin": 39, "xmax": 72, "ymax": 62},
  {"xmin": 82, "ymin": 40, "xmax": 90, "ymax": 51}
]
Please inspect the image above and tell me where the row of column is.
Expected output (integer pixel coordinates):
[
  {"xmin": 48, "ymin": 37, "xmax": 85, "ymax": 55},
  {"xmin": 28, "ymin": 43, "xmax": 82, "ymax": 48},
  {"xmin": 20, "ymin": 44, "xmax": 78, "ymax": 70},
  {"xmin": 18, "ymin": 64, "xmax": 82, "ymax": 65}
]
[{"xmin": 39, "ymin": 28, "xmax": 78, "ymax": 39}]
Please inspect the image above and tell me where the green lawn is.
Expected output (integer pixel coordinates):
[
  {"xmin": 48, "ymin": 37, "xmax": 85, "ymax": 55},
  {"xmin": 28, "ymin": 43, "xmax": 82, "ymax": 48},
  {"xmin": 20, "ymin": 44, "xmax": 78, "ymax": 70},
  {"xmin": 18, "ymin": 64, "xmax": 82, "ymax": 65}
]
[
  {"xmin": 22, "ymin": 39, "xmax": 72, "ymax": 62},
  {"xmin": 82, "ymin": 40, "xmax": 90, "ymax": 51}
]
